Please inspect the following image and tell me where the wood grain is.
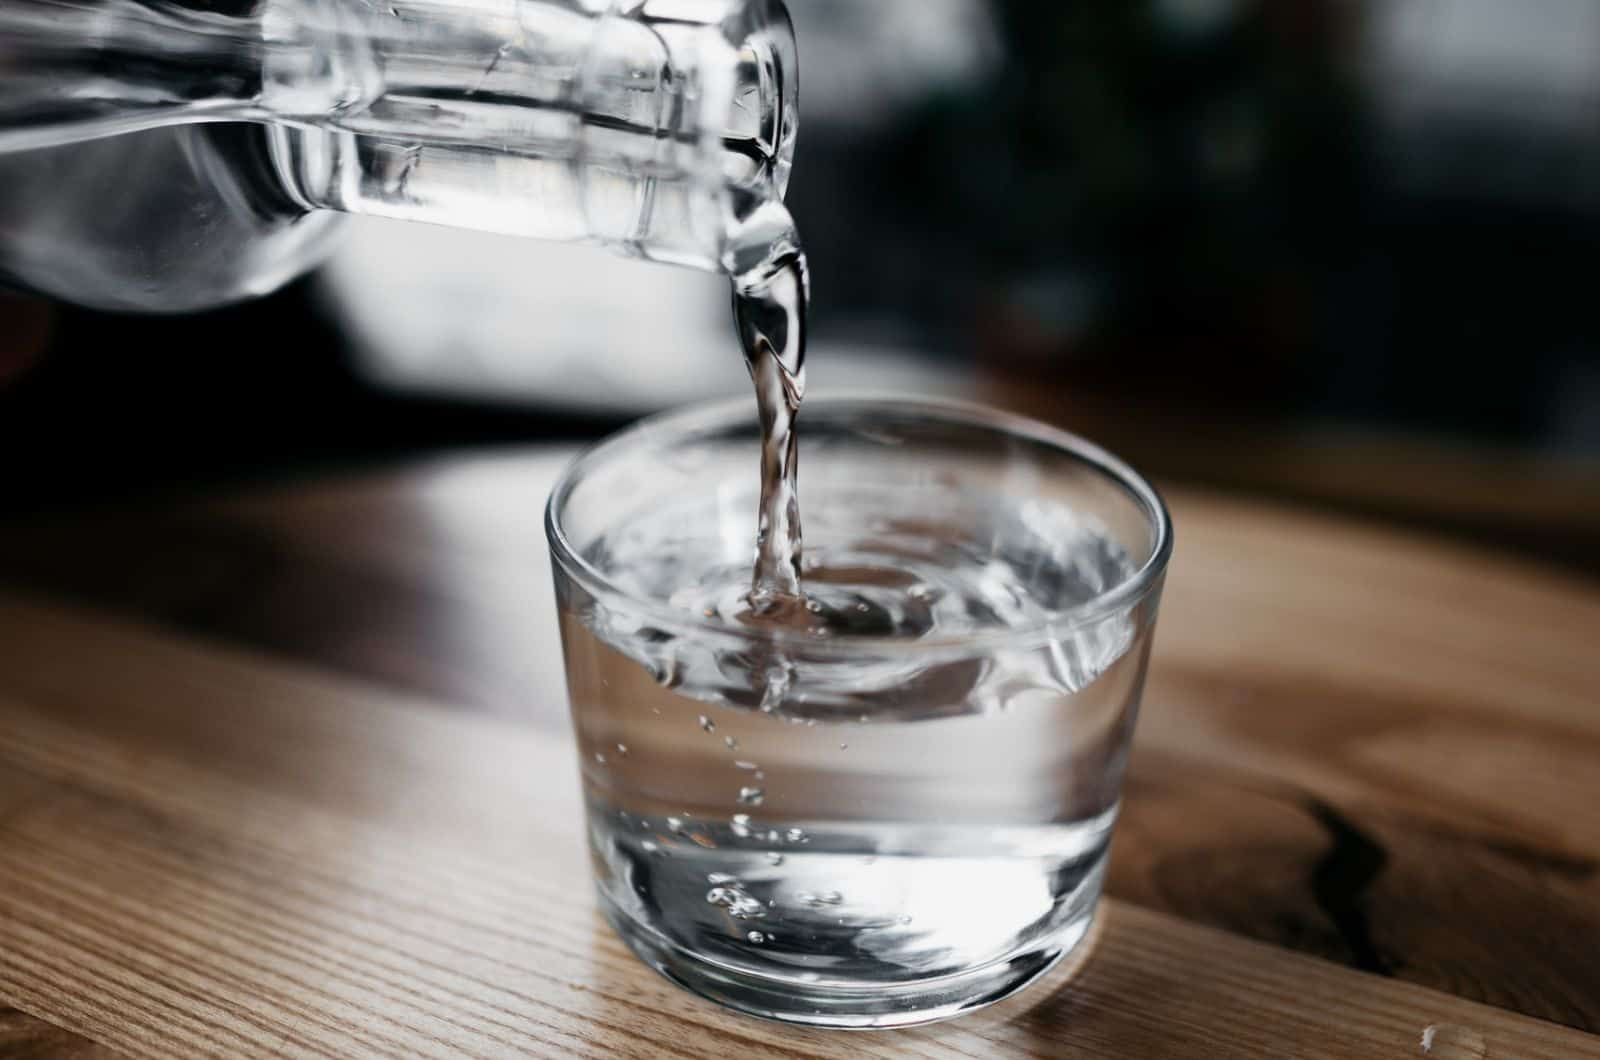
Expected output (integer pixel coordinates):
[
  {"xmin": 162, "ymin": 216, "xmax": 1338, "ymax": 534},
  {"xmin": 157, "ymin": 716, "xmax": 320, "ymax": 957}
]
[
  {"xmin": 0, "ymin": 595, "xmax": 1596, "ymax": 1059},
  {"xmin": 1, "ymin": 449, "xmax": 1598, "ymax": 1055}
]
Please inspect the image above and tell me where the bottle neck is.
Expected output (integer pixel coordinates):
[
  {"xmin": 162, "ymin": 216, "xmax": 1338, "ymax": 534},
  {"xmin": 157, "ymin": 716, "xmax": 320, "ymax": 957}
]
[{"xmin": 272, "ymin": 0, "xmax": 798, "ymax": 271}]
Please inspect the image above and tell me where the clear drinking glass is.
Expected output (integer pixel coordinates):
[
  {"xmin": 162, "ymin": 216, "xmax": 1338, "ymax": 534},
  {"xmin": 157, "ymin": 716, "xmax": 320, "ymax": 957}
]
[{"xmin": 546, "ymin": 396, "xmax": 1172, "ymax": 1028}]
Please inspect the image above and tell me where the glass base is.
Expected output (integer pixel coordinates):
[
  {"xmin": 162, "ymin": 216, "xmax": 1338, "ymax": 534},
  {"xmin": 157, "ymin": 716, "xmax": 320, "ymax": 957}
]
[{"xmin": 600, "ymin": 891, "xmax": 1093, "ymax": 1029}]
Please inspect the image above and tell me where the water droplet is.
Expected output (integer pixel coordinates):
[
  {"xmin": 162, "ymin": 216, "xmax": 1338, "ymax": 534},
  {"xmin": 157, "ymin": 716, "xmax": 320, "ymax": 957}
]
[
  {"xmin": 698, "ymin": 715, "xmax": 716, "ymax": 733},
  {"xmin": 724, "ymin": 736, "xmax": 739, "ymax": 750},
  {"xmin": 766, "ymin": 852, "xmax": 785, "ymax": 866},
  {"xmin": 615, "ymin": 743, "xmax": 629, "ymax": 756},
  {"xmin": 1420, "ymin": 1024, "xmax": 1487, "ymax": 1059},
  {"xmin": 730, "ymin": 814, "xmax": 753, "ymax": 838},
  {"xmin": 593, "ymin": 753, "xmax": 607, "ymax": 765},
  {"xmin": 738, "ymin": 786, "xmax": 765, "ymax": 806},
  {"xmin": 746, "ymin": 930, "xmax": 767, "ymax": 944},
  {"xmin": 785, "ymin": 827, "xmax": 806, "ymax": 843},
  {"xmin": 735, "ymin": 760, "xmax": 761, "ymax": 772},
  {"xmin": 666, "ymin": 816, "xmax": 686, "ymax": 835},
  {"xmin": 707, "ymin": 872, "xmax": 739, "ymax": 885},
  {"xmin": 640, "ymin": 840, "xmax": 659, "ymax": 854}
]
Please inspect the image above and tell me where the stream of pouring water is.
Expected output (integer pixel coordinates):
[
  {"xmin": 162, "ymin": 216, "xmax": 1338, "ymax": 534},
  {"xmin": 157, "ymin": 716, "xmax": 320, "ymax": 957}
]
[{"xmin": 729, "ymin": 200, "xmax": 810, "ymax": 612}]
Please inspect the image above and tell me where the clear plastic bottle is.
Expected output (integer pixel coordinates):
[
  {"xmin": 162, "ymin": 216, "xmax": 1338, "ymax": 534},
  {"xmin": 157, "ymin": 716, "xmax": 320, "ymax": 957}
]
[{"xmin": 0, "ymin": 0, "xmax": 797, "ymax": 311}]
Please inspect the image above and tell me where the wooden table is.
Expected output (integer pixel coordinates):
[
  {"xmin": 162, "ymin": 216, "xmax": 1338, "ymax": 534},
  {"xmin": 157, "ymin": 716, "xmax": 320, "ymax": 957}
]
[{"xmin": 1, "ymin": 449, "xmax": 1597, "ymax": 1058}]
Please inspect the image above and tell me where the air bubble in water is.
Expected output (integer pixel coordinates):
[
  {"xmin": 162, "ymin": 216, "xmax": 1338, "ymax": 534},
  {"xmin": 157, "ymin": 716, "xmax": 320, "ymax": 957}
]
[
  {"xmin": 698, "ymin": 714, "xmax": 716, "ymax": 733},
  {"xmin": 641, "ymin": 840, "xmax": 659, "ymax": 854},
  {"xmin": 735, "ymin": 760, "xmax": 760, "ymax": 772},
  {"xmin": 666, "ymin": 816, "xmax": 686, "ymax": 835},
  {"xmin": 758, "ymin": 660, "xmax": 792, "ymax": 713},
  {"xmin": 798, "ymin": 890, "xmax": 843, "ymax": 907},
  {"xmin": 766, "ymin": 852, "xmax": 785, "ymax": 866},
  {"xmin": 706, "ymin": 885, "xmax": 766, "ymax": 919},
  {"xmin": 593, "ymin": 753, "xmax": 607, "ymax": 765},
  {"xmin": 746, "ymin": 931, "xmax": 766, "ymax": 944},
  {"xmin": 651, "ymin": 658, "xmax": 680, "ymax": 689},
  {"xmin": 730, "ymin": 813, "xmax": 753, "ymax": 838},
  {"xmin": 724, "ymin": 736, "xmax": 739, "ymax": 750},
  {"xmin": 707, "ymin": 872, "xmax": 739, "ymax": 885},
  {"xmin": 738, "ymin": 787, "xmax": 765, "ymax": 806},
  {"xmin": 615, "ymin": 743, "xmax": 628, "ymax": 756},
  {"xmin": 785, "ymin": 827, "xmax": 806, "ymax": 843}
]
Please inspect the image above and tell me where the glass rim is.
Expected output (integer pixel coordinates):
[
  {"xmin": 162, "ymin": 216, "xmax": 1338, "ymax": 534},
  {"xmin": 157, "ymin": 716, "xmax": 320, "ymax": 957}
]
[{"xmin": 545, "ymin": 393, "xmax": 1174, "ymax": 656}]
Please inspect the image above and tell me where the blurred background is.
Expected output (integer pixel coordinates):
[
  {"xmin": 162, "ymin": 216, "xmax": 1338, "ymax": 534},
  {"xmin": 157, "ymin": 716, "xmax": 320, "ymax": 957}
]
[{"xmin": 3, "ymin": 0, "xmax": 1598, "ymax": 571}]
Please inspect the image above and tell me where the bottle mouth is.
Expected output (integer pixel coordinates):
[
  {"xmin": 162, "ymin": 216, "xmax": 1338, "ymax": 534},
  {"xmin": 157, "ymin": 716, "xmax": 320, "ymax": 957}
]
[{"xmin": 715, "ymin": 0, "xmax": 799, "ymax": 204}]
